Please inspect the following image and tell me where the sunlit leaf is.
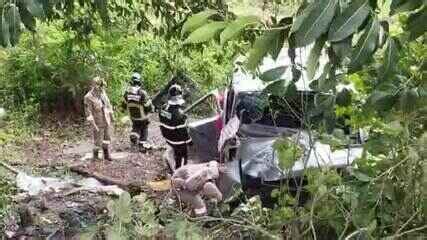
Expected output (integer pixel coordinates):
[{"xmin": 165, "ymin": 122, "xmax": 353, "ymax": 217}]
[
  {"xmin": 292, "ymin": 0, "xmax": 338, "ymax": 47},
  {"xmin": 220, "ymin": 15, "xmax": 259, "ymax": 44},
  {"xmin": 245, "ymin": 29, "xmax": 281, "ymax": 70},
  {"xmin": 328, "ymin": 0, "xmax": 370, "ymax": 42},
  {"xmin": 184, "ymin": 21, "xmax": 227, "ymax": 44},
  {"xmin": 274, "ymin": 137, "xmax": 303, "ymax": 170},
  {"xmin": 181, "ymin": 9, "xmax": 217, "ymax": 35}
]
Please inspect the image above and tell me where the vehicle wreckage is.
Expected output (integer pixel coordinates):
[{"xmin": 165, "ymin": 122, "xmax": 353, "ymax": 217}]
[{"xmin": 166, "ymin": 49, "xmax": 366, "ymax": 200}]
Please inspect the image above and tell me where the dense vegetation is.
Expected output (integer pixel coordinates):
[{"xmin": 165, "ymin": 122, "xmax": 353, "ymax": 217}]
[{"xmin": 0, "ymin": 0, "xmax": 426, "ymax": 239}]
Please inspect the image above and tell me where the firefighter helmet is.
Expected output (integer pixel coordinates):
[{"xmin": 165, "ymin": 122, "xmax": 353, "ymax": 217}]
[
  {"xmin": 168, "ymin": 84, "xmax": 185, "ymax": 105},
  {"xmin": 131, "ymin": 72, "xmax": 142, "ymax": 86}
]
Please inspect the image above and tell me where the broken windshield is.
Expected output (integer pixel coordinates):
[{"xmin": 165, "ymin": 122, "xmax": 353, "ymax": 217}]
[{"xmin": 235, "ymin": 91, "xmax": 315, "ymax": 128}]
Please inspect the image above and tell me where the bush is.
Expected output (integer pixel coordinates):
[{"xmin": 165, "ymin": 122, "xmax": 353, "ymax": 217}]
[{"xmin": 0, "ymin": 24, "xmax": 236, "ymax": 116}]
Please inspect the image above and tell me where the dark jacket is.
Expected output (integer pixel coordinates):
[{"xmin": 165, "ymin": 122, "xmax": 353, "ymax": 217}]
[
  {"xmin": 159, "ymin": 104, "xmax": 192, "ymax": 146},
  {"xmin": 124, "ymin": 86, "xmax": 153, "ymax": 122}
]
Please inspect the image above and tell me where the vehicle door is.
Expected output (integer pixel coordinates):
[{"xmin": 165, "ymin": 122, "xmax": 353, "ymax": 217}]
[{"xmin": 185, "ymin": 90, "xmax": 223, "ymax": 162}]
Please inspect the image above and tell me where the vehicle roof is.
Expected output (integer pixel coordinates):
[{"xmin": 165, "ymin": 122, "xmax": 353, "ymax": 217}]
[{"xmin": 231, "ymin": 45, "xmax": 329, "ymax": 93}]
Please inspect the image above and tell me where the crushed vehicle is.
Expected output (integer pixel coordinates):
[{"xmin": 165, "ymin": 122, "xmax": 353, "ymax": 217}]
[{"xmin": 168, "ymin": 49, "xmax": 366, "ymax": 201}]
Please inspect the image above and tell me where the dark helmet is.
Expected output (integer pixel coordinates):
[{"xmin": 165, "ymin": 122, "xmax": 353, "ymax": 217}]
[
  {"xmin": 131, "ymin": 72, "xmax": 142, "ymax": 85},
  {"xmin": 168, "ymin": 84, "xmax": 185, "ymax": 105}
]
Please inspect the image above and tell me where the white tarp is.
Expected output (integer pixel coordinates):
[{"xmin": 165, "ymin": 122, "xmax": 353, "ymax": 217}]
[{"xmin": 16, "ymin": 172, "xmax": 125, "ymax": 196}]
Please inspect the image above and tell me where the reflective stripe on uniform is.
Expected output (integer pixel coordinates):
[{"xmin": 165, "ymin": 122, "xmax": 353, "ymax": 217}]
[
  {"xmin": 103, "ymin": 140, "xmax": 111, "ymax": 145},
  {"xmin": 127, "ymin": 95, "xmax": 141, "ymax": 101},
  {"xmin": 165, "ymin": 138, "xmax": 192, "ymax": 145},
  {"xmin": 159, "ymin": 122, "xmax": 188, "ymax": 130}
]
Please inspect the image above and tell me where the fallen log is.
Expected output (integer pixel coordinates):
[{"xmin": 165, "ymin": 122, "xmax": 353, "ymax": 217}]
[{"xmin": 69, "ymin": 164, "xmax": 145, "ymax": 195}]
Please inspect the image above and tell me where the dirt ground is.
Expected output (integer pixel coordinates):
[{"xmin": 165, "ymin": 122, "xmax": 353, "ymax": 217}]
[
  {"xmin": 1, "ymin": 115, "xmax": 176, "ymax": 239},
  {"xmin": 10, "ymin": 115, "xmax": 170, "ymax": 188}
]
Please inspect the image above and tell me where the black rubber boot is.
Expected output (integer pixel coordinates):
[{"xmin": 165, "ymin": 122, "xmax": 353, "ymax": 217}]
[
  {"xmin": 103, "ymin": 147, "xmax": 112, "ymax": 161},
  {"xmin": 93, "ymin": 149, "xmax": 100, "ymax": 160}
]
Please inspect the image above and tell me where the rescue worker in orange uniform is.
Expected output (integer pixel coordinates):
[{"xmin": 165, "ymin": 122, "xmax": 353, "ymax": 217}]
[{"xmin": 84, "ymin": 76, "xmax": 114, "ymax": 161}]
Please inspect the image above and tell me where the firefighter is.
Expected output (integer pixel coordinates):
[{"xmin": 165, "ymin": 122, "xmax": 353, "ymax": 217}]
[
  {"xmin": 159, "ymin": 84, "xmax": 192, "ymax": 171},
  {"xmin": 123, "ymin": 72, "xmax": 154, "ymax": 151},
  {"xmin": 84, "ymin": 76, "xmax": 114, "ymax": 161}
]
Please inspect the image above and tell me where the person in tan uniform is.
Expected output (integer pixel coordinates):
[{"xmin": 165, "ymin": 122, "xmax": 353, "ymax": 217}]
[
  {"xmin": 171, "ymin": 161, "xmax": 224, "ymax": 216},
  {"xmin": 84, "ymin": 76, "xmax": 114, "ymax": 161}
]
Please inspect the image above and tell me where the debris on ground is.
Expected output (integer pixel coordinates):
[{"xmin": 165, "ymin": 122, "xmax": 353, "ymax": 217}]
[{"xmin": 70, "ymin": 149, "xmax": 169, "ymax": 193}]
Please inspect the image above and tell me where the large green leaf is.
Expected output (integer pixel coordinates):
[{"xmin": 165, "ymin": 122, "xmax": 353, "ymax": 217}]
[
  {"xmin": 220, "ymin": 15, "xmax": 259, "ymax": 44},
  {"xmin": 307, "ymin": 35, "xmax": 326, "ymax": 81},
  {"xmin": 184, "ymin": 21, "xmax": 227, "ymax": 44},
  {"xmin": 292, "ymin": 0, "xmax": 338, "ymax": 47},
  {"xmin": 245, "ymin": 29, "xmax": 281, "ymax": 71},
  {"xmin": 349, "ymin": 17, "xmax": 380, "ymax": 72},
  {"xmin": 3, "ymin": 5, "xmax": 22, "ymax": 46},
  {"xmin": 406, "ymin": 6, "xmax": 427, "ymax": 40},
  {"xmin": 383, "ymin": 37, "xmax": 399, "ymax": 77},
  {"xmin": 0, "ymin": 11, "xmax": 9, "ymax": 47},
  {"xmin": 259, "ymin": 66, "xmax": 288, "ymax": 82},
  {"xmin": 19, "ymin": 6, "xmax": 36, "ymax": 32},
  {"xmin": 269, "ymin": 25, "xmax": 290, "ymax": 61},
  {"xmin": 181, "ymin": 9, "xmax": 217, "ymax": 36},
  {"xmin": 328, "ymin": 0, "xmax": 370, "ymax": 42},
  {"xmin": 24, "ymin": 0, "xmax": 44, "ymax": 17},
  {"xmin": 290, "ymin": 3, "xmax": 315, "ymax": 33},
  {"xmin": 313, "ymin": 63, "xmax": 335, "ymax": 92}
]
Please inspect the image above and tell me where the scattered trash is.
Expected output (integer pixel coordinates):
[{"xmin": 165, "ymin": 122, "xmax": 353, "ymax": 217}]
[{"xmin": 16, "ymin": 172, "xmax": 125, "ymax": 197}]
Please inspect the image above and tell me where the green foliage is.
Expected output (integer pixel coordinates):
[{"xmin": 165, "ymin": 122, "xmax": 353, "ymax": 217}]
[
  {"xmin": 181, "ymin": 9, "xmax": 217, "ymax": 36},
  {"xmin": 220, "ymin": 15, "xmax": 259, "ymax": 44},
  {"xmin": 184, "ymin": 21, "xmax": 227, "ymax": 44},
  {"xmin": 328, "ymin": 0, "xmax": 371, "ymax": 42},
  {"xmin": 0, "ymin": 23, "xmax": 235, "ymax": 116},
  {"xmin": 292, "ymin": 0, "xmax": 338, "ymax": 47},
  {"xmin": 246, "ymin": 29, "xmax": 283, "ymax": 70},
  {"xmin": 349, "ymin": 17, "xmax": 381, "ymax": 72},
  {"xmin": 273, "ymin": 137, "xmax": 303, "ymax": 170}
]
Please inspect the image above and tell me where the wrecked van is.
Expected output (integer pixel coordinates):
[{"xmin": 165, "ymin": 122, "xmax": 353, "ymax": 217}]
[{"xmin": 178, "ymin": 51, "xmax": 365, "ymax": 199}]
